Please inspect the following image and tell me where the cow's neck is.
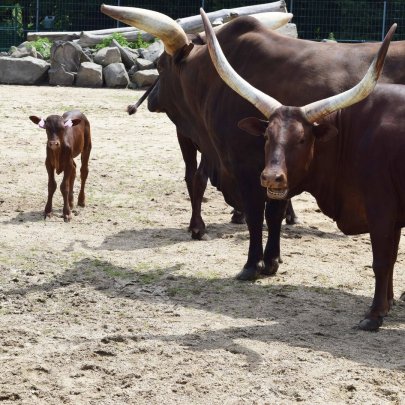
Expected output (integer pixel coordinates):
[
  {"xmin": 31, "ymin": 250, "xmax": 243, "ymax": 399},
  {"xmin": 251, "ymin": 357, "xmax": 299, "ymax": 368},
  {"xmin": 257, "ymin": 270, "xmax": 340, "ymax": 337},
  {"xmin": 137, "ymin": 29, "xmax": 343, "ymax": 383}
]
[{"xmin": 303, "ymin": 112, "xmax": 342, "ymax": 222}]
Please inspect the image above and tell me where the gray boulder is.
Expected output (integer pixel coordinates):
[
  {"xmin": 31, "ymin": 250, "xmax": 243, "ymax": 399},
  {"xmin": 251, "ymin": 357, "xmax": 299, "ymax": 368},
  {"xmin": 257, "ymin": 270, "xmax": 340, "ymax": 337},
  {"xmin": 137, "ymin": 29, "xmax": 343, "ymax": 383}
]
[
  {"xmin": 10, "ymin": 42, "xmax": 37, "ymax": 58},
  {"xmin": 50, "ymin": 41, "xmax": 89, "ymax": 73},
  {"xmin": 111, "ymin": 39, "xmax": 136, "ymax": 69},
  {"xmin": 0, "ymin": 56, "xmax": 50, "ymax": 84},
  {"xmin": 140, "ymin": 40, "xmax": 163, "ymax": 63},
  {"xmin": 131, "ymin": 69, "xmax": 159, "ymax": 88},
  {"xmin": 103, "ymin": 63, "xmax": 129, "ymax": 88},
  {"xmin": 136, "ymin": 58, "xmax": 154, "ymax": 70},
  {"xmin": 49, "ymin": 65, "xmax": 76, "ymax": 86},
  {"xmin": 76, "ymin": 62, "xmax": 103, "ymax": 88},
  {"xmin": 94, "ymin": 47, "xmax": 121, "ymax": 67}
]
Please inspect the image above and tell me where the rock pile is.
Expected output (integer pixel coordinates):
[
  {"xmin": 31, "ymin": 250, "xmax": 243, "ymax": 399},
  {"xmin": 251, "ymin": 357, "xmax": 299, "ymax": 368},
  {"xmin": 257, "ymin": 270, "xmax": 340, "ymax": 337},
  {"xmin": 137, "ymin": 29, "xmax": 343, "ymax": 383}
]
[{"xmin": 0, "ymin": 39, "xmax": 162, "ymax": 88}]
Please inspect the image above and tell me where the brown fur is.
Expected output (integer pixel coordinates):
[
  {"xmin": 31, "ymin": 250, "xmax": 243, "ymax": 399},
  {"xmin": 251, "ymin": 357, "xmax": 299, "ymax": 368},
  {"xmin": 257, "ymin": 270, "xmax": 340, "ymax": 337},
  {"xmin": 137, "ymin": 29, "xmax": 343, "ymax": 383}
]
[{"xmin": 29, "ymin": 110, "xmax": 92, "ymax": 222}]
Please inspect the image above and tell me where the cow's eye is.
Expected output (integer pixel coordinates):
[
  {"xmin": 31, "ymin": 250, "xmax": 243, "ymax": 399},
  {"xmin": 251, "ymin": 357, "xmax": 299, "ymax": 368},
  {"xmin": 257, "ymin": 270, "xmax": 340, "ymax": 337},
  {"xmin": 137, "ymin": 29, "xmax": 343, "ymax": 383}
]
[{"xmin": 298, "ymin": 138, "xmax": 305, "ymax": 144}]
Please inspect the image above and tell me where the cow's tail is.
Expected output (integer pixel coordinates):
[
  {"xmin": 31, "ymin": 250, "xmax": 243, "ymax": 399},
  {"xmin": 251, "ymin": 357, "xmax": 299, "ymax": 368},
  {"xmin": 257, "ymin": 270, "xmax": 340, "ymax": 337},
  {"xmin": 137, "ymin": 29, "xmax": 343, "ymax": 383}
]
[{"xmin": 127, "ymin": 77, "xmax": 160, "ymax": 115}]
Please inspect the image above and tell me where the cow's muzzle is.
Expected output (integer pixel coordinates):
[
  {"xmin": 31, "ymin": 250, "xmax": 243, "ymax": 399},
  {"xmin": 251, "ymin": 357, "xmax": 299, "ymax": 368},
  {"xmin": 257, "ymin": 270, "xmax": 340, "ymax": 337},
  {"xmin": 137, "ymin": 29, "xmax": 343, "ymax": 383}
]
[{"xmin": 261, "ymin": 170, "xmax": 289, "ymax": 199}]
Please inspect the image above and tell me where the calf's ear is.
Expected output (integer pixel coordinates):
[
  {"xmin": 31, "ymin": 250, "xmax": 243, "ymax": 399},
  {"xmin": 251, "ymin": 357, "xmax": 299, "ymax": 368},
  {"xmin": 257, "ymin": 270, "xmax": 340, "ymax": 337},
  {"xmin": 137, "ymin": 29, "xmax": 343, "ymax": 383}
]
[
  {"xmin": 238, "ymin": 117, "xmax": 268, "ymax": 137},
  {"xmin": 64, "ymin": 118, "xmax": 81, "ymax": 127},
  {"xmin": 312, "ymin": 122, "xmax": 338, "ymax": 142},
  {"xmin": 29, "ymin": 116, "xmax": 45, "ymax": 128}
]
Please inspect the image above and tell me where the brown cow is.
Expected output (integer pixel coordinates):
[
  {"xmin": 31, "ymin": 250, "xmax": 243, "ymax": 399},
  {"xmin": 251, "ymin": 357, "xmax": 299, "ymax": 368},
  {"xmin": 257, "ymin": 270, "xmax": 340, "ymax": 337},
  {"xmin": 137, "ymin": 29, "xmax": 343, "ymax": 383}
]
[
  {"xmin": 204, "ymin": 14, "xmax": 402, "ymax": 331},
  {"xmin": 29, "ymin": 111, "xmax": 92, "ymax": 222},
  {"xmin": 101, "ymin": 5, "xmax": 405, "ymax": 267}
]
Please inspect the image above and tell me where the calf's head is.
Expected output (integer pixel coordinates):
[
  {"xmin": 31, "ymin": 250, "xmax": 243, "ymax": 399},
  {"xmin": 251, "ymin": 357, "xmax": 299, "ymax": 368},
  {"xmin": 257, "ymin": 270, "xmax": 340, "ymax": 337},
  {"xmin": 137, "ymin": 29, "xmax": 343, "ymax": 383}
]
[
  {"xmin": 201, "ymin": 8, "xmax": 395, "ymax": 199},
  {"xmin": 29, "ymin": 115, "xmax": 81, "ymax": 150}
]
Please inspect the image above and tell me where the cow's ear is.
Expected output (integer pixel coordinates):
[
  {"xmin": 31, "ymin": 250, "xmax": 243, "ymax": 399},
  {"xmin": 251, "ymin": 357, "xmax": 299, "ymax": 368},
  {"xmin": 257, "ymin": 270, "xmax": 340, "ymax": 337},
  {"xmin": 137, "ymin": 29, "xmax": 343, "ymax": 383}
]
[
  {"xmin": 312, "ymin": 122, "xmax": 338, "ymax": 142},
  {"xmin": 173, "ymin": 43, "xmax": 194, "ymax": 64},
  {"xmin": 29, "ymin": 116, "xmax": 45, "ymax": 128},
  {"xmin": 238, "ymin": 117, "xmax": 268, "ymax": 137},
  {"xmin": 71, "ymin": 118, "xmax": 82, "ymax": 127}
]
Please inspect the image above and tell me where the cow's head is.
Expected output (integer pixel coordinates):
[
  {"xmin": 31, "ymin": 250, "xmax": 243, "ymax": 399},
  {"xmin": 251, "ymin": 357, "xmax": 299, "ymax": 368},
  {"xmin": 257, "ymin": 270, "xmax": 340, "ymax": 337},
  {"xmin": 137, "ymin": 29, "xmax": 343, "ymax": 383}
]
[
  {"xmin": 29, "ymin": 115, "xmax": 81, "ymax": 150},
  {"xmin": 201, "ymin": 8, "xmax": 395, "ymax": 199},
  {"xmin": 101, "ymin": 5, "xmax": 293, "ymax": 116},
  {"xmin": 101, "ymin": 4, "xmax": 195, "ymax": 115}
]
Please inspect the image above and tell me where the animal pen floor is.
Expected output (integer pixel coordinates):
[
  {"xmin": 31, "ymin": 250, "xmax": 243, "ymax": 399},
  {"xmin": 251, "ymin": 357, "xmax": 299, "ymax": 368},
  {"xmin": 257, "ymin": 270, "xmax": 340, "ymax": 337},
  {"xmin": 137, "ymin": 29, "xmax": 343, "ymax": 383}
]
[{"xmin": 0, "ymin": 85, "xmax": 404, "ymax": 404}]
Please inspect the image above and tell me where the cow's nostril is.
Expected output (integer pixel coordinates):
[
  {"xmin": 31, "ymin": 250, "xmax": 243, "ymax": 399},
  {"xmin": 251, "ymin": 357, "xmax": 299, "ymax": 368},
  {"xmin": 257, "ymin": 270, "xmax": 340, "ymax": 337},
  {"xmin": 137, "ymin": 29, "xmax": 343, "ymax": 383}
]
[{"xmin": 275, "ymin": 174, "xmax": 285, "ymax": 183}]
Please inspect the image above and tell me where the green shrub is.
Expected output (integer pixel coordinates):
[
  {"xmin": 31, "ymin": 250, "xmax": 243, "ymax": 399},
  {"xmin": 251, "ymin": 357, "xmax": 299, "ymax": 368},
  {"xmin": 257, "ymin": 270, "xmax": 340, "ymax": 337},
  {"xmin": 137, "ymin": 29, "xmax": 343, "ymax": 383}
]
[
  {"xmin": 95, "ymin": 32, "xmax": 153, "ymax": 51},
  {"xmin": 29, "ymin": 37, "xmax": 52, "ymax": 59}
]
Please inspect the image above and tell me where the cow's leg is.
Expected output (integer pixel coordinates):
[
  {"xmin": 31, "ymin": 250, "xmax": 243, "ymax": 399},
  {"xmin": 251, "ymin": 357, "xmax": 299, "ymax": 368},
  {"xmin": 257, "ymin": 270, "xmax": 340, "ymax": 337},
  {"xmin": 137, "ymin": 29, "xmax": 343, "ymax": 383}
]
[
  {"xmin": 44, "ymin": 159, "xmax": 56, "ymax": 218},
  {"xmin": 176, "ymin": 132, "xmax": 207, "ymax": 239},
  {"xmin": 263, "ymin": 199, "xmax": 289, "ymax": 275},
  {"xmin": 285, "ymin": 199, "xmax": 298, "ymax": 224},
  {"xmin": 60, "ymin": 162, "xmax": 73, "ymax": 222},
  {"xmin": 236, "ymin": 181, "xmax": 265, "ymax": 281},
  {"xmin": 78, "ymin": 141, "xmax": 91, "ymax": 207},
  {"xmin": 358, "ymin": 222, "xmax": 399, "ymax": 331},
  {"xmin": 190, "ymin": 159, "xmax": 208, "ymax": 239},
  {"xmin": 387, "ymin": 228, "xmax": 400, "ymax": 310}
]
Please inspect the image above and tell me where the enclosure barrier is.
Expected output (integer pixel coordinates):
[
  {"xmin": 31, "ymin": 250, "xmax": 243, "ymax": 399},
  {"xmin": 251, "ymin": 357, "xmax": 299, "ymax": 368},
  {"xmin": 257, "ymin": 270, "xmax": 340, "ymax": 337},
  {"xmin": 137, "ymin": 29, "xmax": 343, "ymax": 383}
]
[{"xmin": 1, "ymin": 0, "xmax": 405, "ymax": 51}]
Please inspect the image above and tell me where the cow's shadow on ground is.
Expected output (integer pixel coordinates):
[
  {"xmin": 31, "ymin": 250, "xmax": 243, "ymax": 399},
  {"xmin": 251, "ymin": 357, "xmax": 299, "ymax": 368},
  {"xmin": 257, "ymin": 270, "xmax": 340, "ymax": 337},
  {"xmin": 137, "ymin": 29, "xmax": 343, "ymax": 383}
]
[
  {"xmin": 5, "ymin": 257, "xmax": 404, "ymax": 372},
  {"xmin": 2, "ymin": 210, "xmax": 45, "ymax": 224},
  {"xmin": 69, "ymin": 221, "xmax": 346, "ymax": 251}
]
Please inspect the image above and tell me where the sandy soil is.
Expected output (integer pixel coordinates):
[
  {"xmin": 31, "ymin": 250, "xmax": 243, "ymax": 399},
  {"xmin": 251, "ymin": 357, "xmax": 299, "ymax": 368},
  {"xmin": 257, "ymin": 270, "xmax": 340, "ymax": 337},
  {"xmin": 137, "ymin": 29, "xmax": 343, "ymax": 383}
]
[{"xmin": 0, "ymin": 85, "xmax": 404, "ymax": 405}]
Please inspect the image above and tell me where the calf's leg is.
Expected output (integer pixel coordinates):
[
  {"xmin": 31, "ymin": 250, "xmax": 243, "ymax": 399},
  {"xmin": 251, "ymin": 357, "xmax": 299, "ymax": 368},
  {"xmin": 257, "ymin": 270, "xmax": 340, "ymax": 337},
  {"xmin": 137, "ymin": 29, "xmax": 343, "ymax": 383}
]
[
  {"xmin": 69, "ymin": 161, "xmax": 76, "ymax": 209},
  {"xmin": 44, "ymin": 160, "xmax": 57, "ymax": 218},
  {"xmin": 78, "ymin": 142, "xmax": 91, "ymax": 207},
  {"xmin": 60, "ymin": 163, "xmax": 73, "ymax": 222}
]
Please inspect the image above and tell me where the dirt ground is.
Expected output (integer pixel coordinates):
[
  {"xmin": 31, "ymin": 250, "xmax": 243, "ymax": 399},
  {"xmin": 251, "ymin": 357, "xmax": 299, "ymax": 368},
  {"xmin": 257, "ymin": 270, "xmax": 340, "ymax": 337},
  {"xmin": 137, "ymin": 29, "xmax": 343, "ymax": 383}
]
[{"xmin": 0, "ymin": 85, "xmax": 404, "ymax": 405}]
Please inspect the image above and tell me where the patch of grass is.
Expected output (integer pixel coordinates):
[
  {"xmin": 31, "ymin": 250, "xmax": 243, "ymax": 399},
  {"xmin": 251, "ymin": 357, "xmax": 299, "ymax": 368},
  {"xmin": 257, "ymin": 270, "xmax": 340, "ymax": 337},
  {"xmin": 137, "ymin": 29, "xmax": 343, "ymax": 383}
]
[
  {"xmin": 95, "ymin": 32, "xmax": 154, "ymax": 51},
  {"xmin": 29, "ymin": 37, "xmax": 52, "ymax": 59}
]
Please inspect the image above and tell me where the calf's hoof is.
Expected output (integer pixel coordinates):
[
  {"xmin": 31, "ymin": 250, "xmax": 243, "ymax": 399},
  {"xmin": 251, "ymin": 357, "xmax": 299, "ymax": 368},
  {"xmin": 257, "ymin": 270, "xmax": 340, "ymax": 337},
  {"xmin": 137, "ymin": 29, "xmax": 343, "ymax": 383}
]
[
  {"xmin": 357, "ymin": 316, "xmax": 383, "ymax": 331},
  {"xmin": 43, "ymin": 211, "xmax": 52, "ymax": 219},
  {"xmin": 63, "ymin": 213, "xmax": 72, "ymax": 222},
  {"xmin": 236, "ymin": 262, "xmax": 264, "ymax": 281}
]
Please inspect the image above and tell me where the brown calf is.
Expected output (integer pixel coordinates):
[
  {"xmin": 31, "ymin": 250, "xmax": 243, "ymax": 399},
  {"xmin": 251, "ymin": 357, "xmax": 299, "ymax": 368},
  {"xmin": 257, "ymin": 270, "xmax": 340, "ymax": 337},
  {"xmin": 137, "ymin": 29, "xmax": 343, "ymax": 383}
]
[{"xmin": 29, "ymin": 110, "xmax": 92, "ymax": 222}]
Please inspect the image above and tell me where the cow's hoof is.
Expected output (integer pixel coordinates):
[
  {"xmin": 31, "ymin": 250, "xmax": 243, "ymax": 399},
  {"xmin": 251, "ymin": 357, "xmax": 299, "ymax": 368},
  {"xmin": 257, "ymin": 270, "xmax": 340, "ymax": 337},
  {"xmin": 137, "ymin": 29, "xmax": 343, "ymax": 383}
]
[
  {"xmin": 191, "ymin": 228, "xmax": 205, "ymax": 240},
  {"xmin": 231, "ymin": 210, "xmax": 246, "ymax": 224},
  {"xmin": 357, "ymin": 317, "xmax": 383, "ymax": 331},
  {"xmin": 400, "ymin": 292, "xmax": 405, "ymax": 301},
  {"xmin": 236, "ymin": 262, "xmax": 264, "ymax": 281},
  {"xmin": 285, "ymin": 214, "xmax": 299, "ymax": 225},
  {"xmin": 262, "ymin": 258, "xmax": 280, "ymax": 276},
  {"xmin": 44, "ymin": 211, "xmax": 52, "ymax": 219}
]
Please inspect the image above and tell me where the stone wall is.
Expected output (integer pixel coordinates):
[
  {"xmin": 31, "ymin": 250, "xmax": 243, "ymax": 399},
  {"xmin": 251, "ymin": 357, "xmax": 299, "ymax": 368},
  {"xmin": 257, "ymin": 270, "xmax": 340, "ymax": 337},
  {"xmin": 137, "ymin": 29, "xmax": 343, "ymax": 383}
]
[{"xmin": 0, "ymin": 39, "xmax": 162, "ymax": 88}]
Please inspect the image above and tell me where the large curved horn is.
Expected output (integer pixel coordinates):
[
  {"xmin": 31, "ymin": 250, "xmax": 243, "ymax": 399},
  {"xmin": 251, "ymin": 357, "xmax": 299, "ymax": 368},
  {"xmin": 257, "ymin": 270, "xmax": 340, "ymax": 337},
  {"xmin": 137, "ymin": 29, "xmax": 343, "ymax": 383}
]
[
  {"xmin": 250, "ymin": 12, "xmax": 293, "ymax": 30},
  {"xmin": 302, "ymin": 23, "xmax": 396, "ymax": 123},
  {"xmin": 200, "ymin": 8, "xmax": 281, "ymax": 119},
  {"xmin": 101, "ymin": 4, "xmax": 189, "ymax": 55}
]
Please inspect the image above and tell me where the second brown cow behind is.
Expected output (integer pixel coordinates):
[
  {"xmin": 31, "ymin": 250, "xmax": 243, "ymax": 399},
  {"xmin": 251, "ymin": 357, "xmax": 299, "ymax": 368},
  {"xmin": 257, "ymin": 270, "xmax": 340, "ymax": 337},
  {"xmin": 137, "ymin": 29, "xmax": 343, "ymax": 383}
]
[{"xmin": 29, "ymin": 110, "xmax": 92, "ymax": 222}]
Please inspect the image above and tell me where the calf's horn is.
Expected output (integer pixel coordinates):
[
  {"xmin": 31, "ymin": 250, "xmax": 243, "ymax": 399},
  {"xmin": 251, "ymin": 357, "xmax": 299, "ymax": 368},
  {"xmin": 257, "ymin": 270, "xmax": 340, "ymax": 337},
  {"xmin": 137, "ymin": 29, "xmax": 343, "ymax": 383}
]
[
  {"xmin": 200, "ymin": 8, "xmax": 281, "ymax": 119},
  {"xmin": 101, "ymin": 4, "xmax": 189, "ymax": 55},
  {"xmin": 302, "ymin": 23, "xmax": 397, "ymax": 123}
]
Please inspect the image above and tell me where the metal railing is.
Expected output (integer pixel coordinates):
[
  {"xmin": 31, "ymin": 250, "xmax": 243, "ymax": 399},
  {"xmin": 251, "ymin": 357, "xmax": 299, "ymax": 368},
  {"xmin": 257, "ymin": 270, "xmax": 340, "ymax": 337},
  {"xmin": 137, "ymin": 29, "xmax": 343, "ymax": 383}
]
[{"xmin": 1, "ymin": 1, "xmax": 405, "ymax": 52}]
